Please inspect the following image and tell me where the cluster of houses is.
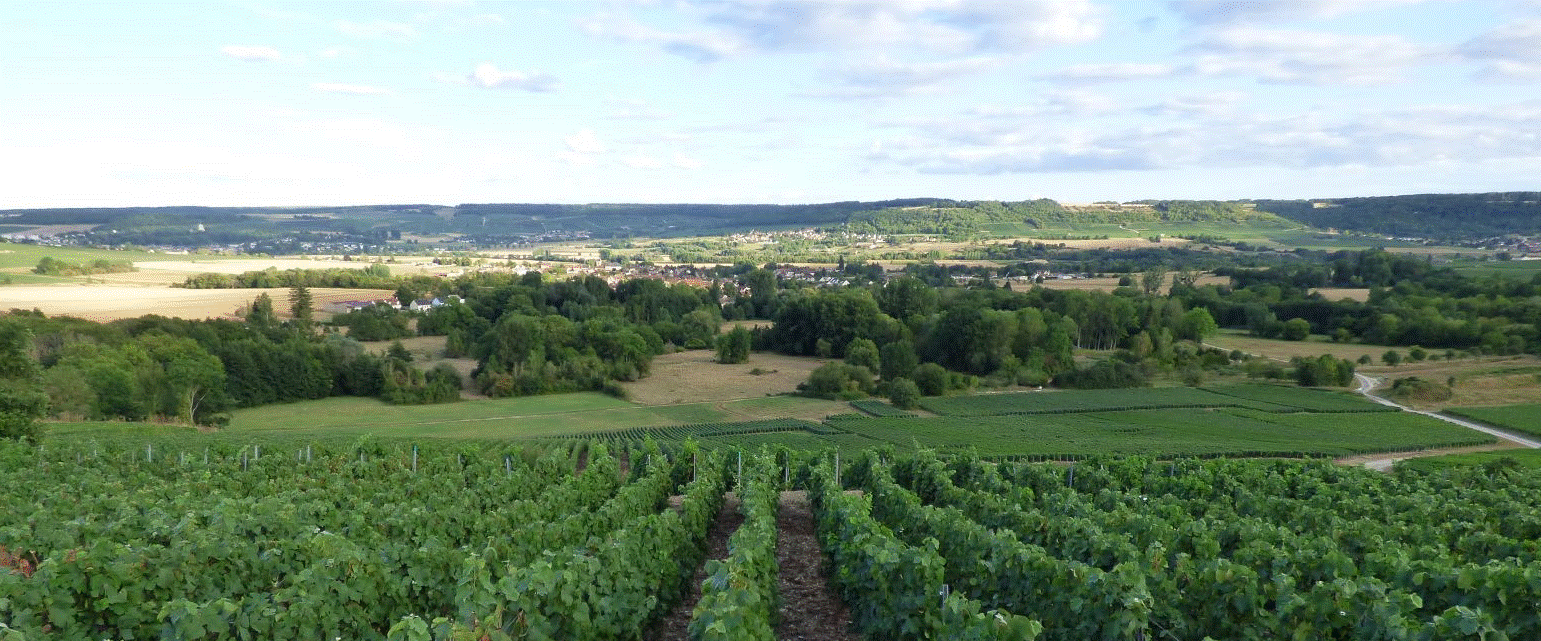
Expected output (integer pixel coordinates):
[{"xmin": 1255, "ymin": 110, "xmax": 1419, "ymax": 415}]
[{"xmin": 323, "ymin": 296, "xmax": 458, "ymax": 315}]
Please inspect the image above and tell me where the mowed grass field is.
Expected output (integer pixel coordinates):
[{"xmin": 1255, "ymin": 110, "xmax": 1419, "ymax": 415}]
[
  {"xmin": 1204, "ymin": 329, "xmax": 1397, "ymax": 363},
  {"xmin": 207, "ymin": 393, "xmax": 846, "ymax": 440}
]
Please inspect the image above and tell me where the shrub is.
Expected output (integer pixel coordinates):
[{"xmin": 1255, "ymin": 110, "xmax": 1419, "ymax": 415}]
[{"xmin": 888, "ymin": 378, "xmax": 921, "ymax": 409}]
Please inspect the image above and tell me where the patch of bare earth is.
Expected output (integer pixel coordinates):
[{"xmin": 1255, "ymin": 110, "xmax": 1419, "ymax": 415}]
[
  {"xmin": 775, "ymin": 490, "xmax": 861, "ymax": 641},
  {"xmin": 648, "ymin": 493, "xmax": 743, "ymax": 641}
]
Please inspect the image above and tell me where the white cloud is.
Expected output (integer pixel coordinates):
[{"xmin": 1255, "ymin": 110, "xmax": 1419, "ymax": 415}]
[
  {"xmin": 1040, "ymin": 62, "xmax": 1177, "ymax": 83},
  {"xmin": 1459, "ymin": 18, "xmax": 1541, "ymax": 80},
  {"xmin": 556, "ymin": 151, "xmax": 597, "ymax": 166},
  {"xmin": 1138, "ymin": 91, "xmax": 1248, "ymax": 117},
  {"xmin": 1186, "ymin": 26, "xmax": 1434, "ymax": 84},
  {"xmin": 604, "ymin": 98, "xmax": 672, "ymax": 120},
  {"xmin": 1167, "ymin": 0, "xmax": 1425, "ymax": 25},
  {"xmin": 579, "ymin": 12, "xmax": 747, "ymax": 62},
  {"xmin": 821, "ymin": 56, "xmax": 1003, "ymax": 98},
  {"xmin": 867, "ymin": 99, "xmax": 1541, "ymax": 176},
  {"xmin": 311, "ymin": 82, "xmax": 392, "ymax": 96},
  {"xmin": 583, "ymin": 1, "xmax": 1103, "ymax": 61},
  {"xmin": 622, "ymin": 155, "xmax": 664, "ymax": 169},
  {"xmin": 672, "ymin": 153, "xmax": 704, "ymax": 169},
  {"xmin": 337, "ymin": 19, "xmax": 418, "ymax": 41},
  {"xmin": 319, "ymin": 46, "xmax": 353, "ymax": 59},
  {"xmin": 449, "ymin": 63, "xmax": 559, "ymax": 91},
  {"xmin": 220, "ymin": 45, "xmax": 282, "ymax": 62},
  {"xmin": 565, "ymin": 129, "xmax": 605, "ymax": 155}
]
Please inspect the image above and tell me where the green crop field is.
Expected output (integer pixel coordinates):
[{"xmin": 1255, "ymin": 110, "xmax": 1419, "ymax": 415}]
[
  {"xmin": 849, "ymin": 399, "xmax": 916, "ymax": 417},
  {"xmin": 0, "ymin": 243, "xmax": 172, "ymax": 271},
  {"xmin": 1445, "ymin": 404, "xmax": 1541, "ymax": 437},
  {"xmin": 40, "ymin": 386, "xmax": 1493, "ymax": 462},
  {"xmin": 1397, "ymin": 448, "xmax": 1541, "ymax": 472},
  {"xmin": 1202, "ymin": 384, "xmax": 1391, "ymax": 412},
  {"xmin": 914, "ymin": 384, "xmax": 1384, "ymax": 416},
  {"xmin": 919, "ymin": 387, "xmax": 1261, "ymax": 415},
  {"xmin": 1452, "ymin": 260, "xmax": 1541, "ymax": 279},
  {"xmin": 821, "ymin": 407, "xmax": 1491, "ymax": 459}
]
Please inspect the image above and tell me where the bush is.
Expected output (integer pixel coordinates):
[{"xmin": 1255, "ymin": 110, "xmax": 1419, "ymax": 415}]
[
  {"xmin": 716, "ymin": 326, "xmax": 751, "ymax": 364},
  {"xmin": 1386, "ymin": 376, "xmax": 1452, "ymax": 403},
  {"xmin": 1280, "ymin": 318, "xmax": 1311, "ymax": 341},
  {"xmin": 911, "ymin": 363, "xmax": 950, "ymax": 396},
  {"xmin": 1053, "ymin": 360, "xmax": 1149, "ymax": 389},
  {"xmin": 803, "ymin": 363, "xmax": 874, "ymax": 399},
  {"xmin": 888, "ymin": 378, "xmax": 921, "ymax": 409}
]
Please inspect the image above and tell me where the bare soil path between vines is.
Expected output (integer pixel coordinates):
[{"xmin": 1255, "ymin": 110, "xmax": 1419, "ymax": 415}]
[
  {"xmin": 649, "ymin": 493, "xmax": 743, "ymax": 641},
  {"xmin": 773, "ymin": 490, "xmax": 861, "ymax": 641},
  {"xmin": 648, "ymin": 490, "xmax": 860, "ymax": 641}
]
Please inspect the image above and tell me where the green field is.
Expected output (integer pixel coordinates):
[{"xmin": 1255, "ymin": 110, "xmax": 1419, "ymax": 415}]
[
  {"xmin": 1452, "ymin": 260, "xmax": 1541, "ymax": 279},
  {"xmin": 1445, "ymin": 404, "xmax": 1541, "ymax": 437},
  {"xmin": 1202, "ymin": 383, "xmax": 1391, "ymax": 412},
  {"xmin": 917, "ymin": 384, "xmax": 1387, "ymax": 416},
  {"xmin": 38, "ymin": 383, "xmax": 1495, "ymax": 460},
  {"xmin": 47, "ymin": 393, "xmax": 842, "ymax": 442},
  {"xmin": 0, "ymin": 242, "xmax": 173, "ymax": 271},
  {"xmin": 1396, "ymin": 448, "xmax": 1541, "ymax": 472},
  {"xmin": 821, "ymin": 408, "xmax": 1489, "ymax": 458}
]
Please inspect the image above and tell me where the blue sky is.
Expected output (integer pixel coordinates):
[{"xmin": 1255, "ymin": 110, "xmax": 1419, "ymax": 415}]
[{"xmin": 4, "ymin": 1, "xmax": 1540, "ymax": 208}]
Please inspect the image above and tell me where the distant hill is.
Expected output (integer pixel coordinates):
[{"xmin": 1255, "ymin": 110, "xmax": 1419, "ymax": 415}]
[
  {"xmin": 1252, "ymin": 193, "xmax": 1541, "ymax": 239},
  {"xmin": 5, "ymin": 193, "xmax": 1534, "ymax": 247},
  {"xmin": 2, "ymin": 198, "xmax": 1291, "ymax": 244}
]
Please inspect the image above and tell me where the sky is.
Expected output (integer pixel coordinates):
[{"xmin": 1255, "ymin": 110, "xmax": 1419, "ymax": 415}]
[{"xmin": 4, "ymin": 0, "xmax": 1541, "ymax": 209}]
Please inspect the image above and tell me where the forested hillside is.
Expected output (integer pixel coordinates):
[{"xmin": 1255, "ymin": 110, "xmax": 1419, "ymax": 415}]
[
  {"xmin": 1, "ymin": 198, "xmax": 1291, "ymax": 244},
  {"xmin": 1254, "ymin": 193, "xmax": 1541, "ymax": 238}
]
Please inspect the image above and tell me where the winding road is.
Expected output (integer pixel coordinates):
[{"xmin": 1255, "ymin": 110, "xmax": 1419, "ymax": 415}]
[{"xmin": 1352, "ymin": 373, "xmax": 1541, "ymax": 470}]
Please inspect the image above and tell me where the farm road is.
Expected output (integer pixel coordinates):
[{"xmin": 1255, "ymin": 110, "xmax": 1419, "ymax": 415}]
[{"xmin": 1353, "ymin": 373, "xmax": 1541, "ymax": 471}]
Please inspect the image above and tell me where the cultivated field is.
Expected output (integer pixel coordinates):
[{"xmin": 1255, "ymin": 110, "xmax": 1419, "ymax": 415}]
[
  {"xmin": 0, "ymin": 285, "xmax": 393, "ymax": 322},
  {"xmin": 1312, "ymin": 287, "xmax": 1373, "ymax": 302},
  {"xmin": 1026, "ymin": 274, "xmax": 1229, "ymax": 292},
  {"xmin": 1206, "ymin": 329, "xmax": 1411, "ymax": 363}
]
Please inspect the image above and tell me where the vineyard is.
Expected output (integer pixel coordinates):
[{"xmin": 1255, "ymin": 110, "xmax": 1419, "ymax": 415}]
[
  {"xmin": 0, "ymin": 439, "xmax": 728, "ymax": 640},
  {"xmin": 917, "ymin": 384, "xmax": 1394, "ymax": 417},
  {"xmin": 1446, "ymin": 404, "xmax": 1541, "ymax": 438},
  {"xmin": 526, "ymin": 383, "xmax": 1488, "ymax": 460},
  {"xmin": 839, "ymin": 449, "xmax": 1537, "ymax": 640},
  {"xmin": 4, "ymin": 436, "xmax": 1539, "ymax": 640}
]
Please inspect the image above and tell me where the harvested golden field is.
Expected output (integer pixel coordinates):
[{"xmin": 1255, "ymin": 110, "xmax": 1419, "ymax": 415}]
[
  {"xmin": 621, "ymin": 350, "xmax": 831, "ymax": 406},
  {"xmin": 1314, "ymin": 287, "xmax": 1373, "ymax": 302},
  {"xmin": 0, "ymin": 285, "xmax": 392, "ymax": 322},
  {"xmin": 121, "ymin": 258, "xmax": 436, "ymax": 285},
  {"xmin": 1025, "ymin": 274, "xmax": 1229, "ymax": 292},
  {"xmin": 1205, "ymin": 331, "xmax": 1394, "ymax": 363}
]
